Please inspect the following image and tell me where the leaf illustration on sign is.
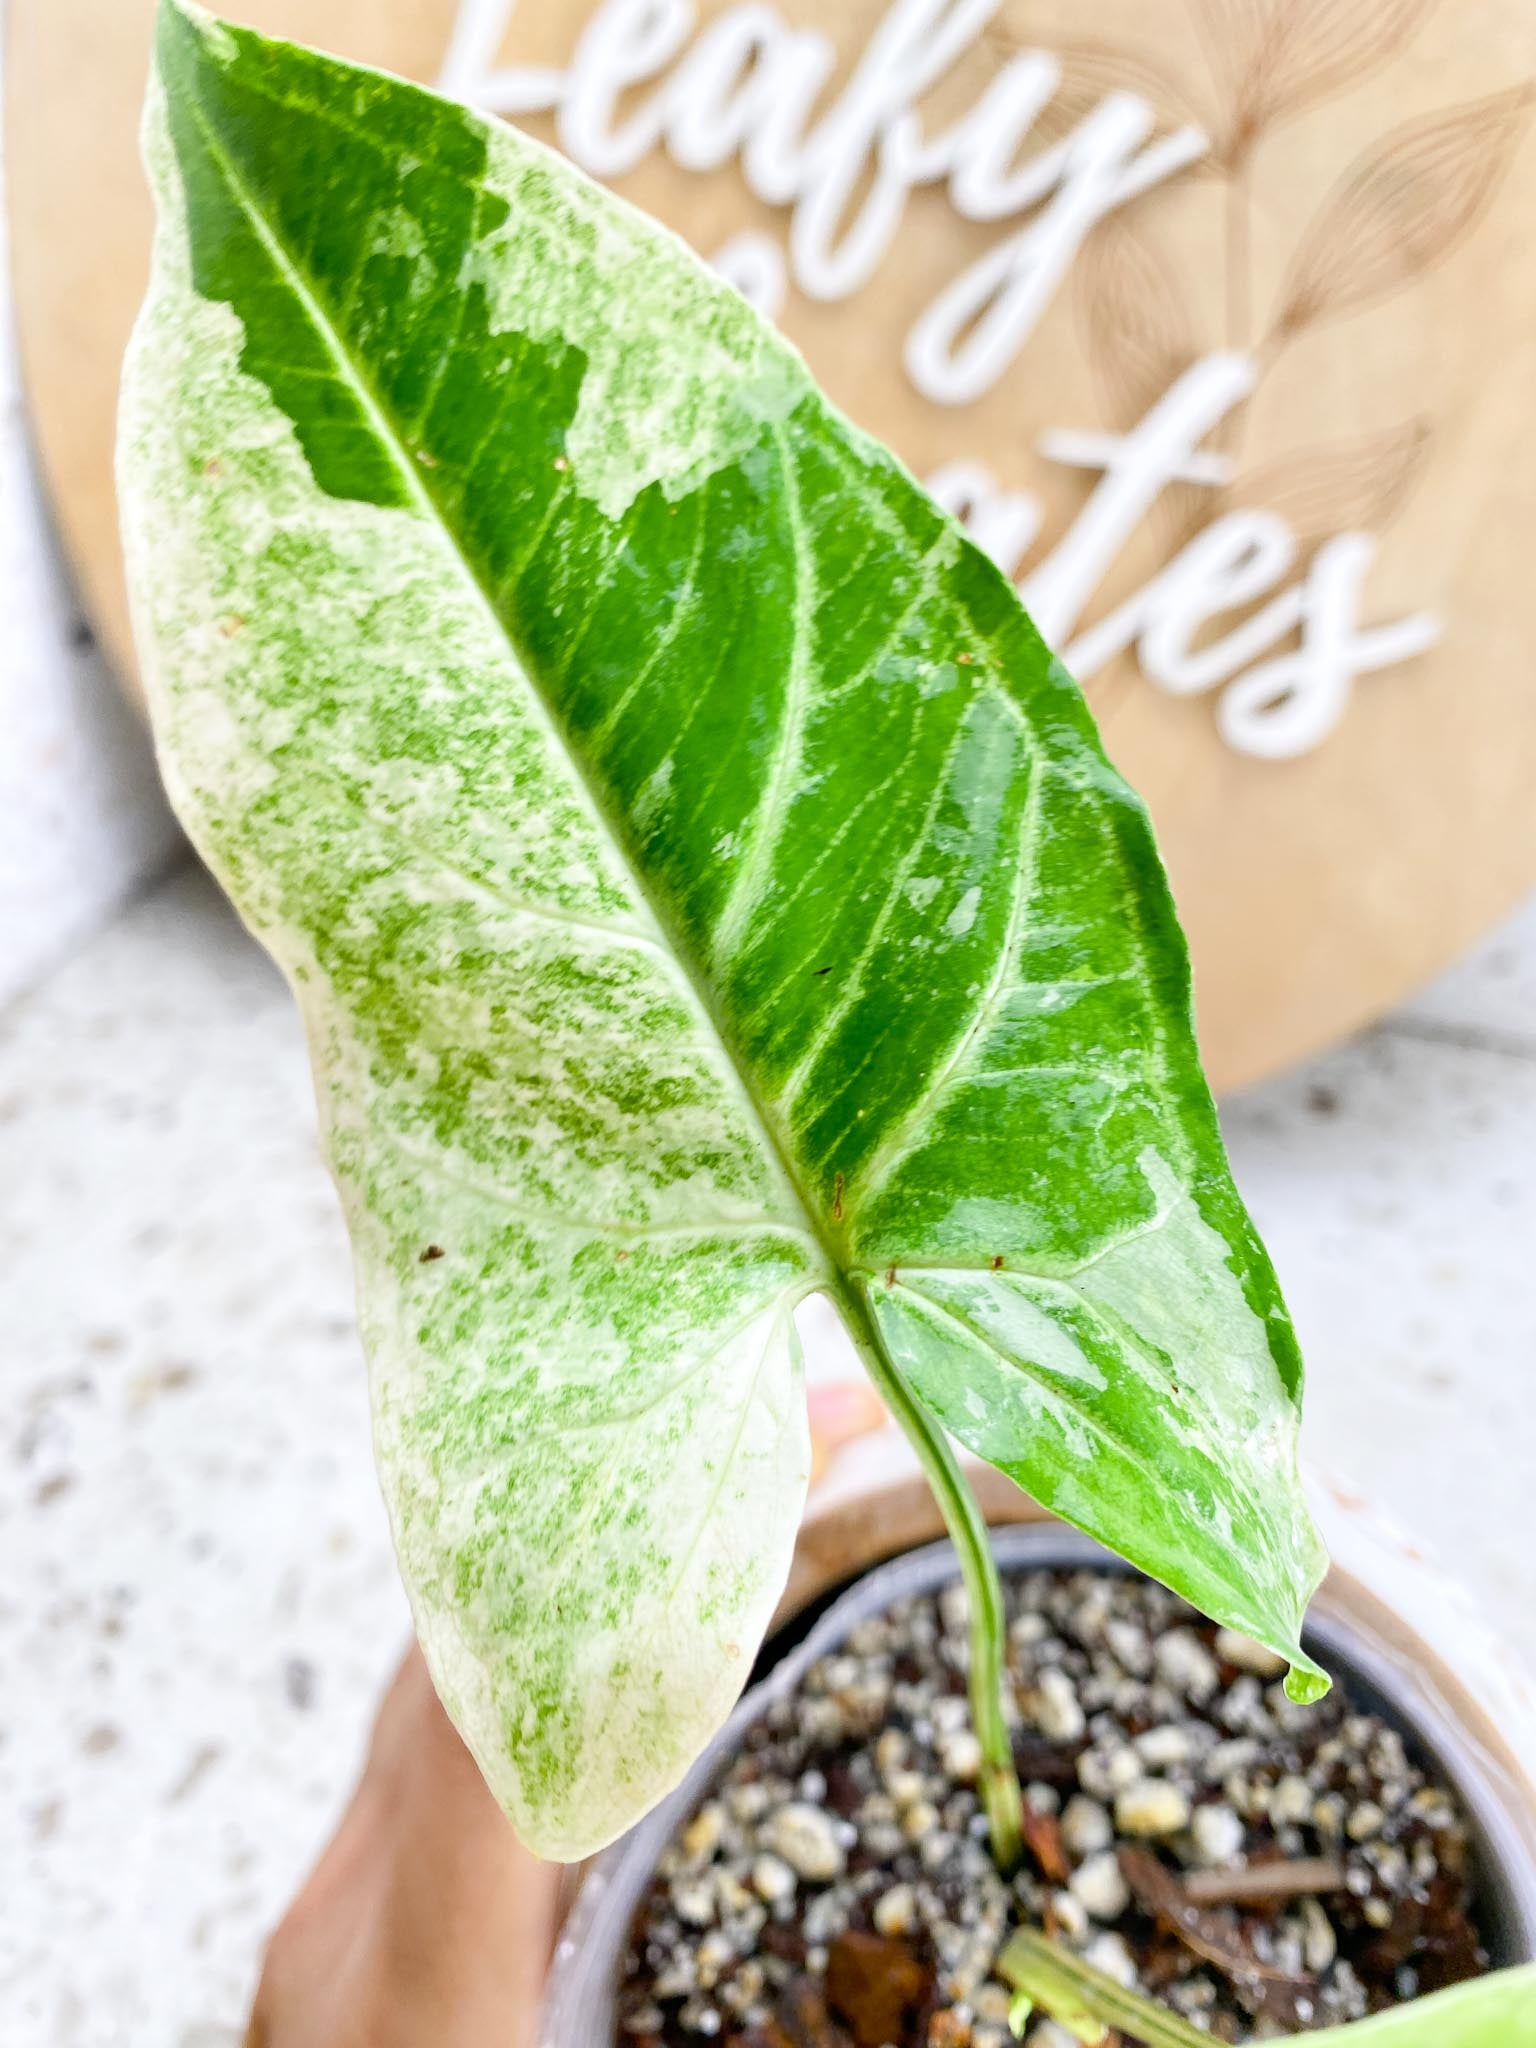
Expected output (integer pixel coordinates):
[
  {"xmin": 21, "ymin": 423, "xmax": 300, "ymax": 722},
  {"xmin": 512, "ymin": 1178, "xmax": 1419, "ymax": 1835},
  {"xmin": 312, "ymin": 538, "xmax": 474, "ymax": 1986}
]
[
  {"xmin": 1273, "ymin": 85, "xmax": 1536, "ymax": 336},
  {"xmin": 1191, "ymin": 0, "xmax": 1440, "ymax": 157},
  {"xmin": 994, "ymin": 37, "xmax": 1214, "ymax": 162},
  {"xmin": 1235, "ymin": 419, "xmax": 1434, "ymax": 549},
  {"xmin": 1078, "ymin": 216, "xmax": 1194, "ymax": 432},
  {"xmin": 1076, "ymin": 214, "xmax": 1205, "ymax": 550}
]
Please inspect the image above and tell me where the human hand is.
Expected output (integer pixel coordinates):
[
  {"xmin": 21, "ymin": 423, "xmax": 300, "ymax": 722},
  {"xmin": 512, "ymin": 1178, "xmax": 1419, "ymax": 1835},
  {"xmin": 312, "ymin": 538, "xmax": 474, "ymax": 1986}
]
[
  {"xmin": 244, "ymin": 1379, "xmax": 885, "ymax": 2044},
  {"xmin": 243, "ymin": 1642, "xmax": 561, "ymax": 2048}
]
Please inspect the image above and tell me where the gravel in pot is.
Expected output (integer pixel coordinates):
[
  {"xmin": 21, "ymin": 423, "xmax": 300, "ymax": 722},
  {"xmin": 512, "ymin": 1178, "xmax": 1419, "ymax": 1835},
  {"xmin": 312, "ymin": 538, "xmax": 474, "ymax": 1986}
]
[{"xmin": 610, "ymin": 1555, "xmax": 1497, "ymax": 2045}]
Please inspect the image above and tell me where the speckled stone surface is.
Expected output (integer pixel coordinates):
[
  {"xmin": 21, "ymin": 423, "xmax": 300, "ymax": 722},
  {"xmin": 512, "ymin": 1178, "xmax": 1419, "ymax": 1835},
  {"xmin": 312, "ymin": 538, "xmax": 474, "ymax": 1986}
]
[
  {"xmin": 0, "ymin": 870, "xmax": 409, "ymax": 2046},
  {"xmin": 3, "ymin": 864, "xmax": 1534, "ymax": 2045}
]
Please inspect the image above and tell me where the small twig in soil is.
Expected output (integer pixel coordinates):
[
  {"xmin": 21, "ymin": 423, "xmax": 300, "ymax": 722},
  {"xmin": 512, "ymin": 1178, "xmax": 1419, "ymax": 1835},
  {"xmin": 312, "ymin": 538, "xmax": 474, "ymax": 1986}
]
[
  {"xmin": 1183, "ymin": 1856, "xmax": 1347, "ymax": 1906},
  {"xmin": 1116, "ymin": 1847, "xmax": 1322, "ymax": 2030}
]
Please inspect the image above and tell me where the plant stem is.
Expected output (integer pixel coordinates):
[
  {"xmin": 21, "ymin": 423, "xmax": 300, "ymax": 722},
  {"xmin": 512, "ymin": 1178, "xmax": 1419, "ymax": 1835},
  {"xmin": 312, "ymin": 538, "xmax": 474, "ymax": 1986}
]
[
  {"xmin": 834, "ymin": 1305, "xmax": 1233, "ymax": 2043},
  {"xmin": 999, "ymin": 1927, "xmax": 1216, "ymax": 2048},
  {"xmin": 836, "ymin": 1283, "xmax": 1024, "ymax": 1873}
]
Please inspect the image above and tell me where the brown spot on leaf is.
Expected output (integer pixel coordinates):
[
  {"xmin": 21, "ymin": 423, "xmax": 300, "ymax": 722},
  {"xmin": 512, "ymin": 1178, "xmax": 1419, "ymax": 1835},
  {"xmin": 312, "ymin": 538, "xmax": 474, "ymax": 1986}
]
[{"xmin": 419, "ymin": 1244, "xmax": 445, "ymax": 1263}]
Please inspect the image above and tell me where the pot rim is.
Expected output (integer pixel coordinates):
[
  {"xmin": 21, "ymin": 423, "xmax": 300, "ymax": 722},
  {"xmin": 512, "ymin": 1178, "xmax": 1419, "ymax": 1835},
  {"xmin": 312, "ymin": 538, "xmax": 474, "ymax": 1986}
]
[{"xmin": 541, "ymin": 1522, "xmax": 1536, "ymax": 2047}]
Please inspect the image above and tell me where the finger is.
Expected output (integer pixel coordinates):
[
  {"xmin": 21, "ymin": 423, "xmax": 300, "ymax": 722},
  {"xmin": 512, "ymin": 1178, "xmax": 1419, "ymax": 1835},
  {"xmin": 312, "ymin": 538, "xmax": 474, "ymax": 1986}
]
[{"xmin": 806, "ymin": 1379, "xmax": 887, "ymax": 1481}]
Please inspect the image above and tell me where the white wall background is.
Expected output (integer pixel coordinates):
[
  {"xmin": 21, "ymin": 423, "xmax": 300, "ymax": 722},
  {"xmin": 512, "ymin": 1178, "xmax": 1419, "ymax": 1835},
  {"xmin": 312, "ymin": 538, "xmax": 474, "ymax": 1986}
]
[{"xmin": 0, "ymin": 175, "xmax": 182, "ymax": 1007}]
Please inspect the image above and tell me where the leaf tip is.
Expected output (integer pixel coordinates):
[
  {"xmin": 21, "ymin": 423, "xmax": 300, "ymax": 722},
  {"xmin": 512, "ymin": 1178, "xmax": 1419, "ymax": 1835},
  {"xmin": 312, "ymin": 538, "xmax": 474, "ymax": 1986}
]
[
  {"xmin": 1284, "ymin": 1660, "xmax": 1331, "ymax": 1707},
  {"xmin": 155, "ymin": 0, "xmax": 238, "ymax": 68}
]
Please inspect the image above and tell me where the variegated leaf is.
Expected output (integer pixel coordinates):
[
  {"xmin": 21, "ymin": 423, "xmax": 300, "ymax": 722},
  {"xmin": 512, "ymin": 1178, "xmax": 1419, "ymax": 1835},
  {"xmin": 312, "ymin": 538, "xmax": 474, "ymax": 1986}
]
[
  {"xmin": 120, "ymin": 0, "xmax": 1327, "ymax": 1859},
  {"xmin": 1304, "ymin": 1964, "xmax": 1536, "ymax": 2045}
]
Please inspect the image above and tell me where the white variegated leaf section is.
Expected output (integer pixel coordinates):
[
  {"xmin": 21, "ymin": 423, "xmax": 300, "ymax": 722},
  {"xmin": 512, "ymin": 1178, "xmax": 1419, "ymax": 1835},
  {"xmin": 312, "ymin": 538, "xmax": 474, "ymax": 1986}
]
[{"xmin": 120, "ymin": 77, "xmax": 821, "ymax": 1858}]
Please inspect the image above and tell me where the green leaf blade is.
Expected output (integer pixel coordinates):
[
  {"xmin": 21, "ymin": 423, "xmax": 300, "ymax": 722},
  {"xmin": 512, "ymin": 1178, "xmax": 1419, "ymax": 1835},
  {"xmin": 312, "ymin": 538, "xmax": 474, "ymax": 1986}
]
[
  {"xmin": 124, "ymin": 0, "xmax": 1326, "ymax": 1855},
  {"xmin": 1306, "ymin": 1965, "xmax": 1536, "ymax": 2045}
]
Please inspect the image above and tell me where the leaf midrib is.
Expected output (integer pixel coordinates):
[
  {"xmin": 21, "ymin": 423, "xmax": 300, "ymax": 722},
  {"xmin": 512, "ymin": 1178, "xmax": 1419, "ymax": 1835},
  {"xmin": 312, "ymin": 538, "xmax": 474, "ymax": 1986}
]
[{"xmin": 182, "ymin": 83, "xmax": 841, "ymax": 1285}]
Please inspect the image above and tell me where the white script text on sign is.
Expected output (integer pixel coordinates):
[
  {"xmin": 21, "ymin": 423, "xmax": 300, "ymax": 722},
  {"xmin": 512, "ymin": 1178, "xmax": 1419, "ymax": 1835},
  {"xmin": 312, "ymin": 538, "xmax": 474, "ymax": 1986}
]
[{"xmin": 442, "ymin": 0, "xmax": 1453, "ymax": 759}]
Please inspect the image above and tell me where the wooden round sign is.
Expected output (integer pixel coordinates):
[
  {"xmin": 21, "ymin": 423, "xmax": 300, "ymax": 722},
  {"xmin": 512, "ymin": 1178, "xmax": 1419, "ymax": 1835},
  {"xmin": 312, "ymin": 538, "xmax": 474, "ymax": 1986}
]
[{"xmin": 9, "ymin": 0, "xmax": 1536, "ymax": 1089}]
